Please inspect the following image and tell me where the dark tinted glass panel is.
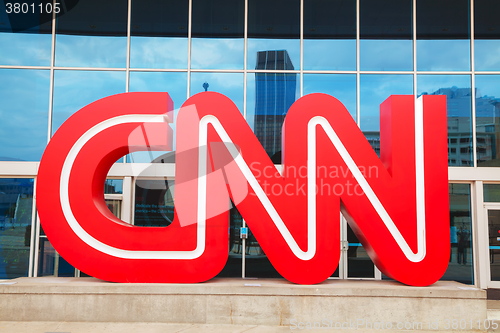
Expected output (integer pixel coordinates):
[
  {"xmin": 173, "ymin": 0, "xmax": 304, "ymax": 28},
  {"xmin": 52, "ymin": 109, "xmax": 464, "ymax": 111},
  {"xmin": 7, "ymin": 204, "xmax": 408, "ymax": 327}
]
[
  {"xmin": 417, "ymin": 75, "xmax": 472, "ymax": 167},
  {"xmin": 303, "ymin": 74, "xmax": 356, "ymax": 120},
  {"xmin": 128, "ymin": 71, "xmax": 187, "ymax": 162},
  {"xmin": 417, "ymin": 0, "xmax": 470, "ymax": 71},
  {"xmin": 303, "ymin": 0, "xmax": 356, "ymax": 70},
  {"xmin": 55, "ymin": 0, "xmax": 127, "ymax": 67},
  {"xmin": 475, "ymin": 75, "xmax": 500, "ymax": 167},
  {"xmin": 0, "ymin": 178, "xmax": 33, "ymax": 278},
  {"xmin": 190, "ymin": 72, "xmax": 244, "ymax": 112},
  {"xmin": 347, "ymin": 224, "xmax": 374, "ymax": 278},
  {"xmin": 0, "ymin": 69, "xmax": 49, "ymax": 161},
  {"xmin": 244, "ymin": 225, "xmax": 281, "ymax": 278},
  {"xmin": 52, "ymin": 70, "xmax": 126, "ymax": 135},
  {"xmin": 131, "ymin": 0, "xmax": 188, "ymax": 69},
  {"xmin": 248, "ymin": 0, "xmax": 300, "ymax": 70},
  {"xmin": 38, "ymin": 238, "xmax": 74, "ymax": 277},
  {"xmin": 217, "ymin": 204, "xmax": 243, "ymax": 278},
  {"xmin": 475, "ymin": 0, "xmax": 500, "ymax": 70},
  {"xmin": 446, "ymin": 183, "xmax": 473, "ymax": 284},
  {"xmin": 484, "ymin": 184, "xmax": 500, "ymax": 202},
  {"xmin": 247, "ymin": 71, "xmax": 300, "ymax": 161},
  {"xmin": 191, "ymin": 0, "xmax": 244, "ymax": 69},
  {"xmin": 359, "ymin": 0, "xmax": 412, "ymax": 71},
  {"xmin": 134, "ymin": 179, "xmax": 174, "ymax": 227},
  {"xmin": 0, "ymin": 1, "xmax": 52, "ymax": 66}
]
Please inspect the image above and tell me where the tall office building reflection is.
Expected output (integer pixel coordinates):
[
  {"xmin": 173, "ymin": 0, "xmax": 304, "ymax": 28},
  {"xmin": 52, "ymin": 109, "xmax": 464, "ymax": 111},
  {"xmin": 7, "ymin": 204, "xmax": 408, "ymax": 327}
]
[
  {"xmin": 364, "ymin": 87, "xmax": 500, "ymax": 167},
  {"xmin": 421, "ymin": 87, "xmax": 500, "ymax": 167},
  {"xmin": 254, "ymin": 50, "xmax": 297, "ymax": 159}
]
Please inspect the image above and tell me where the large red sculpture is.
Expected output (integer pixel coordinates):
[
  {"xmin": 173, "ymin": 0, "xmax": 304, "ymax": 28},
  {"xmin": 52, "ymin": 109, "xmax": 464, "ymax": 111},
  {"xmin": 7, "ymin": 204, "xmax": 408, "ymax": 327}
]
[{"xmin": 36, "ymin": 92, "xmax": 449, "ymax": 286}]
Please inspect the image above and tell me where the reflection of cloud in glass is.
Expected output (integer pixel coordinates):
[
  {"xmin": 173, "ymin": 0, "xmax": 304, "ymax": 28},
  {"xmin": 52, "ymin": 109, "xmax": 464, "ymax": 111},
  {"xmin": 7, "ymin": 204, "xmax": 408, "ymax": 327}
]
[
  {"xmin": 303, "ymin": 74, "xmax": 356, "ymax": 120},
  {"xmin": 417, "ymin": 74, "xmax": 470, "ymax": 96},
  {"xmin": 475, "ymin": 40, "xmax": 500, "ymax": 71},
  {"xmin": 417, "ymin": 40, "xmax": 470, "ymax": 71},
  {"xmin": 247, "ymin": 39, "xmax": 300, "ymax": 69},
  {"xmin": 55, "ymin": 35, "xmax": 127, "ymax": 68},
  {"xmin": 191, "ymin": 38, "xmax": 244, "ymax": 69},
  {"xmin": 360, "ymin": 74, "xmax": 413, "ymax": 131},
  {"xmin": 303, "ymin": 40, "xmax": 356, "ymax": 71},
  {"xmin": 52, "ymin": 70, "xmax": 126, "ymax": 134},
  {"xmin": 0, "ymin": 33, "xmax": 51, "ymax": 66},
  {"xmin": 0, "ymin": 69, "xmax": 50, "ymax": 161},
  {"xmin": 360, "ymin": 40, "xmax": 413, "ymax": 71},
  {"xmin": 130, "ymin": 37, "xmax": 188, "ymax": 69},
  {"xmin": 191, "ymin": 72, "xmax": 244, "ymax": 112},
  {"xmin": 129, "ymin": 71, "xmax": 188, "ymax": 160}
]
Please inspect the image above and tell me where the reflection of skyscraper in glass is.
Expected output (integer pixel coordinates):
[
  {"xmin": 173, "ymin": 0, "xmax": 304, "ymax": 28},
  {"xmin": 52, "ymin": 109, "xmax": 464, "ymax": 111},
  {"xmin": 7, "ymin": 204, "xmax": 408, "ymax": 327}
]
[
  {"xmin": 254, "ymin": 50, "xmax": 296, "ymax": 159},
  {"xmin": 419, "ymin": 86, "xmax": 500, "ymax": 166}
]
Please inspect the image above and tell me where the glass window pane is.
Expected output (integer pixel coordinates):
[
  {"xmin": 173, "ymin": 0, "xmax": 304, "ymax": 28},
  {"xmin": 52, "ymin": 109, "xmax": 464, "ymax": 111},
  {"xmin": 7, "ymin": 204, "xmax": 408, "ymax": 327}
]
[
  {"xmin": 37, "ymin": 238, "xmax": 74, "ymax": 277},
  {"xmin": 55, "ymin": 0, "xmax": 128, "ymax": 68},
  {"xmin": 360, "ymin": 75, "xmax": 413, "ymax": 156},
  {"xmin": 190, "ymin": 72, "xmax": 244, "ymax": 112},
  {"xmin": 303, "ymin": 74, "xmax": 356, "ymax": 120},
  {"xmin": 130, "ymin": 0, "xmax": 188, "ymax": 69},
  {"xmin": 248, "ymin": 0, "xmax": 300, "ymax": 71},
  {"xmin": 417, "ymin": 0, "xmax": 470, "ymax": 71},
  {"xmin": 0, "ymin": 2, "xmax": 52, "ymax": 66},
  {"xmin": 303, "ymin": 0, "xmax": 356, "ymax": 71},
  {"xmin": 360, "ymin": 0, "xmax": 413, "ymax": 71},
  {"xmin": 217, "ymin": 204, "xmax": 244, "ymax": 278},
  {"xmin": 484, "ymin": 184, "xmax": 500, "ymax": 202},
  {"xmin": 474, "ymin": 0, "xmax": 500, "ymax": 71},
  {"xmin": 128, "ymin": 71, "xmax": 187, "ymax": 162},
  {"xmin": 52, "ymin": 70, "xmax": 126, "ymax": 135},
  {"xmin": 445, "ymin": 183, "xmax": 473, "ymax": 284},
  {"xmin": 0, "ymin": 178, "xmax": 34, "ymax": 278},
  {"xmin": 191, "ymin": 0, "xmax": 244, "ymax": 70},
  {"xmin": 105, "ymin": 179, "xmax": 123, "ymax": 194},
  {"xmin": 475, "ymin": 75, "xmax": 500, "ymax": 167},
  {"xmin": 417, "ymin": 75, "xmax": 472, "ymax": 167},
  {"xmin": 134, "ymin": 179, "xmax": 174, "ymax": 227},
  {"xmin": 247, "ymin": 71, "xmax": 300, "ymax": 161},
  {"xmin": 0, "ymin": 69, "xmax": 49, "ymax": 162}
]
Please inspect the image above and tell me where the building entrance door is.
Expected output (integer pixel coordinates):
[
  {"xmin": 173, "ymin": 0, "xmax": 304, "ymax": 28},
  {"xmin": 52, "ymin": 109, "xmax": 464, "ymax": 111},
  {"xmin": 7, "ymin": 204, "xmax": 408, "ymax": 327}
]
[
  {"xmin": 486, "ymin": 205, "xmax": 500, "ymax": 288},
  {"xmin": 337, "ymin": 214, "xmax": 380, "ymax": 280},
  {"xmin": 226, "ymin": 212, "xmax": 380, "ymax": 280}
]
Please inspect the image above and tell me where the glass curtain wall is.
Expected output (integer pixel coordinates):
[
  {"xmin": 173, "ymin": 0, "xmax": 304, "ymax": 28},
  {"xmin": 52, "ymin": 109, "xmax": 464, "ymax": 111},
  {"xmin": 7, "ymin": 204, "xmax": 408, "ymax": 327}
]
[{"xmin": 1, "ymin": 0, "xmax": 499, "ymax": 281}]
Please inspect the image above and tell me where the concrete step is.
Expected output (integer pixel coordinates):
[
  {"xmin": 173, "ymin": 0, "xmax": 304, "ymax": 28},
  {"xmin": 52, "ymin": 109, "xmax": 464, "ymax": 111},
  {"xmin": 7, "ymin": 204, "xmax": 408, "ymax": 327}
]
[{"xmin": 0, "ymin": 321, "xmax": 488, "ymax": 333}]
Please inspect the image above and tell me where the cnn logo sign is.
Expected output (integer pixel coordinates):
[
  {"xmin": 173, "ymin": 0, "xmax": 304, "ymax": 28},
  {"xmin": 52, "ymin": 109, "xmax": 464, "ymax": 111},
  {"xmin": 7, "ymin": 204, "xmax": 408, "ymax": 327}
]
[{"xmin": 36, "ymin": 92, "xmax": 449, "ymax": 286}]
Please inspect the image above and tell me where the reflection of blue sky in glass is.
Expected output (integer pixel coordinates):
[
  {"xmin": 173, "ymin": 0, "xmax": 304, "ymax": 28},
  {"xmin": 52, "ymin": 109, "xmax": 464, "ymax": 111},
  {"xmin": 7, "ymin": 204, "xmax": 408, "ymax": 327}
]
[
  {"xmin": 246, "ymin": 73, "xmax": 300, "ymax": 131},
  {"xmin": 247, "ymin": 39, "xmax": 300, "ymax": 70},
  {"xmin": 475, "ymin": 40, "xmax": 500, "ymax": 71},
  {"xmin": 130, "ymin": 37, "xmax": 188, "ymax": 69},
  {"xmin": 360, "ymin": 74, "xmax": 413, "ymax": 131},
  {"xmin": 52, "ymin": 70, "xmax": 126, "ymax": 135},
  {"xmin": 0, "ymin": 33, "xmax": 52, "ymax": 66},
  {"xmin": 303, "ymin": 74, "xmax": 356, "ymax": 120},
  {"xmin": 128, "ymin": 71, "xmax": 188, "ymax": 162},
  {"xmin": 190, "ymin": 72, "xmax": 244, "ymax": 112},
  {"xmin": 303, "ymin": 40, "xmax": 356, "ymax": 71},
  {"xmin": 360, "ymin": 40, "xmax": 413, "ymax": 71},
  {"xmin": 55, "ymin": 35, "xmax": 127, "ymax": 68},
  {"xmin": 417, "ymin": 40, "xmax": 470, "ymax": 71},
  {"xmin": 0, "ymin": 69, "xmax": 50, "ymax": 161},
  {"xmin": 191, "ymin": 38, "xmax": 244, "ymax": 69}
]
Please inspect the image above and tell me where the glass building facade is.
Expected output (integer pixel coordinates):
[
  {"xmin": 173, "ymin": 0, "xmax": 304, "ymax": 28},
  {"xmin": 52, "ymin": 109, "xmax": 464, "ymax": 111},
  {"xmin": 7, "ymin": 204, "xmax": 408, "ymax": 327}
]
[{"xmin": 1, "ymin": 0, "xmax": 500, "ymax": 288}]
